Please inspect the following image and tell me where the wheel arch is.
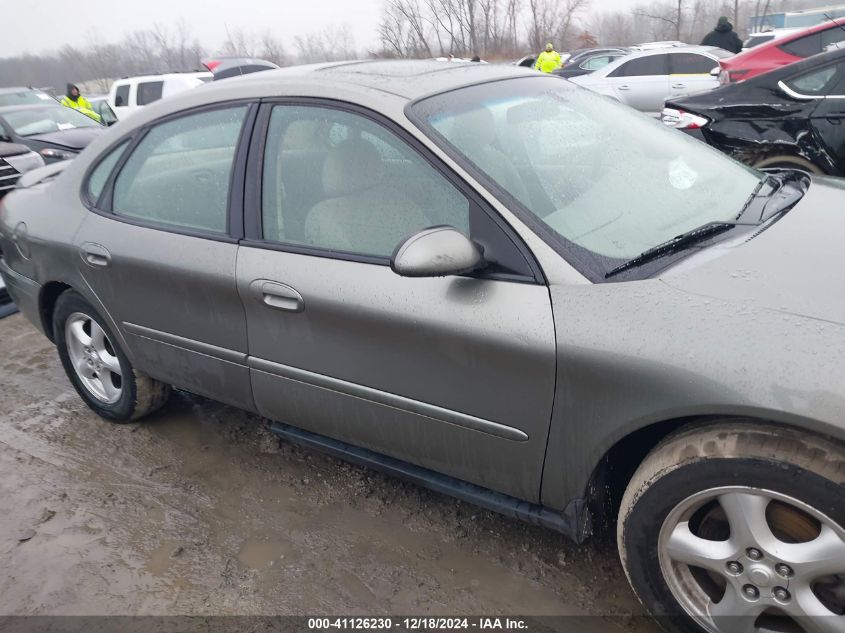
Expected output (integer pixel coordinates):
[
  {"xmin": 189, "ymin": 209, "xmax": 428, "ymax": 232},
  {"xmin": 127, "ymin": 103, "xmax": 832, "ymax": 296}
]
[
  {"xmin": 39, "ymin": 281, "xmax": 72, "ymax": 342},
  {"xmin": 583, "ymin": 413, "xmax": 845, "ymax": 539}
]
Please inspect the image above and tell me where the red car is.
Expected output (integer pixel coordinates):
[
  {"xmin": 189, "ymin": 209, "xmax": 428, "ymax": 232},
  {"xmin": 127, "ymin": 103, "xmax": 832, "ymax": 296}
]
[{"xmin": 719, "ymin": 20, "xmax": 845, "ymax": 84}]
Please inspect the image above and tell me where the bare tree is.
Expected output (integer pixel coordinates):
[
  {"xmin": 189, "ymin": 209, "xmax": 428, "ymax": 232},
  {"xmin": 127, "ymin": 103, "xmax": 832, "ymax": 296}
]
[
  {"xmin": 526, "ymin": 0, "xmax": 590, "ymax": 52},
  {"xmin": 295, "ymin": 23, "xmax": 358, "ymax": 63},
  {"xmin": 220, "ymin": 26, "xmax": 257, "ymax": 58},
  {"xmin": 259, "ymin": 31, "xmax": 287, "ymax": 66},
  {"xmin": 633, "ymin": 0, "xmax": 684, "ymax": 41}
]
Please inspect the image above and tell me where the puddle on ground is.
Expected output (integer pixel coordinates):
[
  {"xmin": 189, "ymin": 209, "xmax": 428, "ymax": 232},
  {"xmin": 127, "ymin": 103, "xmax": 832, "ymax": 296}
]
[
  {"xmin": 144, "ymin": 540, "xmax": 185, "ymax": 576},
  {"xmin": 237, "ymin": 538, "xmax": 296, "ymax": 569}
]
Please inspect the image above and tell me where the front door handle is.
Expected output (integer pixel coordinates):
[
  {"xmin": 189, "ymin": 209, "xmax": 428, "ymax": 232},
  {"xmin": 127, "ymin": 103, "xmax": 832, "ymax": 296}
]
[
  {"xmin": 80, "ymin": 242, "xmax": 111, "ymax": 268},
  {"xmin": 617, "ymin": 84, "xmax": 631, "ymax": 90},
  {"xmin": 671, "ymin": 83, "xmax": 687, "ymax": 89},
  {"xmin": 249, "ymin": 280, "xmax": 304, "ymax": 313}
]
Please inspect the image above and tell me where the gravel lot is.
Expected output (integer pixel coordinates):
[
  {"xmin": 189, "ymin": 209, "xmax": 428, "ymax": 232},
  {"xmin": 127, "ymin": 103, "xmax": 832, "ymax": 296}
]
[{"xmin": 0, "ymin": 313, "xmax": 659, "ymax": 631}]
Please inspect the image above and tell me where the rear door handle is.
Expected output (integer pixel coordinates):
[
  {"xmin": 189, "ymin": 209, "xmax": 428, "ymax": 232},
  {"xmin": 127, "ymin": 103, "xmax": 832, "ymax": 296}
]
[
  {"xmin": 249, "ymin": 280, "xmax": 304, "ymax": 313},
  {"xmin": 671, "ymin": 83, "xmax": 686, "ymax": 89},
  {"xmin": 617, "ymin": 84, "xmax": 631, "ymax": 90},
  {"xmin": 80, "ymin": 242, "xmax": 111, "ymax": 268}
]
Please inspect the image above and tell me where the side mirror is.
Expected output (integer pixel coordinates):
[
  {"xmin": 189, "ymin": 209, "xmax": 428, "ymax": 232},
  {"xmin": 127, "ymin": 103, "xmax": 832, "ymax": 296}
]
[
  {"xmin": 391, "ymin": 226, "xmax": 485, "ymax": 278},
  {"xmin": 710, "ymin": 66, "xmax": 721, "ymax": 77}
]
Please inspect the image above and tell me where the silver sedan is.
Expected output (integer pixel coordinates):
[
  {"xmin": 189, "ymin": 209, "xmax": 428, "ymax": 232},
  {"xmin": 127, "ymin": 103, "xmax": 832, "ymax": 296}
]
[
  {"xmin": 2, "ymin": 61, "xmax": 845, "ymax": 633},
  {"xmin": 570, "ymin": 46, "xmax": 733, "ymax": 116}
]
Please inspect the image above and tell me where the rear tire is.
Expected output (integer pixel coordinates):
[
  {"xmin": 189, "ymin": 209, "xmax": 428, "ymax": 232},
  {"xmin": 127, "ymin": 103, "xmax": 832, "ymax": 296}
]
[
  {"xmin": 54, "ymin": 290, "xmax": 170, "ymax": 422},
  {"xmin": 752, "ymin": 154, "xmax": 824, "ymax": 175},
  {"xmin": 618, "ymin": 421, "xmax": 845, "ymax": 633}
]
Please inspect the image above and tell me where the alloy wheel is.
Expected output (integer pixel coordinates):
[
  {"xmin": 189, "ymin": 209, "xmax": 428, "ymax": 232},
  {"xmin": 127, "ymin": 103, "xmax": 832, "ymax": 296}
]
[
  {"xmin": 65, "ymin": 312, "xmax": 123, "ymax": 404},
  {"xmin": 658, "ymin": 486, "xmax": 845, "ymax": 633}
]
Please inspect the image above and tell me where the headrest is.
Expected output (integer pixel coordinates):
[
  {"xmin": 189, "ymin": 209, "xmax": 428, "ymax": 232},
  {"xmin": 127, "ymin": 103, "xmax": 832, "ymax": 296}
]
[
  {"xmin": 449, "ymin": 107, "xmax": 497, "ymax": 152},
  {"xmin": 322, "ymin": 138, "xmax": 384, "ymax": 198}
]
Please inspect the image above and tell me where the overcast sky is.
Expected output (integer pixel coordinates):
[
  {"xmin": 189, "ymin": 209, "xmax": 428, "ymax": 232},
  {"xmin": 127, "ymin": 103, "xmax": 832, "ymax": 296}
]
[{"xmin": 4, "ymin": 0, "xmax": 636, "ymax": 58}]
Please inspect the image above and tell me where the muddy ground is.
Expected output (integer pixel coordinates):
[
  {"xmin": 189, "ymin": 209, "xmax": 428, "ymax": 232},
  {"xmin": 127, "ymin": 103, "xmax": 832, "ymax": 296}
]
[{"xmin": 0, "ymin": 313, "xmax": 658, "ymax": 631}]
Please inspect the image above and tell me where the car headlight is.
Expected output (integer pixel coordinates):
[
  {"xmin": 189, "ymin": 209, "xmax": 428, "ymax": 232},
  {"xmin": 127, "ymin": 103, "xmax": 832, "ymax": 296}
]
[
  {"xmin": 39, "ymin": 148, "xmax": 77, "ymax": 161},
  {"xmin": 661, "ymin": 108, "xmax": 710, "ymax": 130},
  {"xmin": 4, "ymin": 150, "xmax": 45, "ymax": 173}
]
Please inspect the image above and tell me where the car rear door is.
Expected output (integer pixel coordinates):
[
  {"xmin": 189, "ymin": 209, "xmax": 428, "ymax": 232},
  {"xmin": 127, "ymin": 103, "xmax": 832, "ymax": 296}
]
[
  {"xmin": 606, "ymin": 54, "xmax": 670, "ymax": 115},
  {"xmin": 807, "ymin": 64, "xmax": 845, "ymax": 175},
  {"xmin": 236, "ymin": 101, "xmax": 556, "ymax": 502},
  {"xmin": 74, "ymin": 102, "xmax": 258, "ymax": 410},
  {"xmin": 668, "ymin": 52, "xmax": 720, "ymax": 98}
]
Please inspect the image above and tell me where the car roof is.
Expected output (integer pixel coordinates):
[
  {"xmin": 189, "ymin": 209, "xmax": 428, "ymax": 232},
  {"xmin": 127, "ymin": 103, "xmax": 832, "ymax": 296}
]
[
  {"xmin": 735, "ymin": 19, "xmax": 845, "ymax": 57},
  {"xmin": 113, "ymin": 72, "xmax": 212, "ymax": 84},
  {"xmin": 208, "ymin": 60, "xmax": 539, "ymax": 100}
]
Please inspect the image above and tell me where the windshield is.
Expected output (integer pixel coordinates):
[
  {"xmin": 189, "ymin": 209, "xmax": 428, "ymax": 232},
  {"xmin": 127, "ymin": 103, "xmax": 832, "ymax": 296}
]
[
  {"xmin": 0, "ymin": 90, "xmax": 53, "ymax": 107},
  {"xmin": 3, "ymin": 105, "xmax": 101, "ymax": 137},
  {"xmin": 411, "ymin": 76, "xmax": 761, "ymax": 279}
]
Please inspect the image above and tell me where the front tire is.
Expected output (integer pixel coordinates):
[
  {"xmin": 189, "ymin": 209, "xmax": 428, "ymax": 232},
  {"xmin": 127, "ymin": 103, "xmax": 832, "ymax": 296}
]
[
  {"xmin": 54, "ymin": 290, "xmax": 170, "ymax": 422},
  {"xmin": 618, "ymin": 421, "xmax": 845, "ymax": 633}
]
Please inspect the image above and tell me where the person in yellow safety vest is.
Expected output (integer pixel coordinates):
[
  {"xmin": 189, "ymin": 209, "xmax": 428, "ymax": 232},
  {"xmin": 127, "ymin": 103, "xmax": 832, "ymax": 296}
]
[
  {"xmin": 534, "ymin": 43, "xmax": 562, "ymax": 73},
  {"xmin": 60, "ymin": 84, "xmax": 101, "ymax": 123}
]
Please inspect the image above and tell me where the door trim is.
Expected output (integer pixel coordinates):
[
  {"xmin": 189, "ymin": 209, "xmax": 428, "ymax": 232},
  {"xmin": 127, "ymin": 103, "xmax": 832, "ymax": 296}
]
[
  {"xmin": 123, "ymin": 322, "xmax": 247, "ymax": 364},
  {"xmin": 249, "ymin": 356, "xmax": 530, "ymax": 442}
]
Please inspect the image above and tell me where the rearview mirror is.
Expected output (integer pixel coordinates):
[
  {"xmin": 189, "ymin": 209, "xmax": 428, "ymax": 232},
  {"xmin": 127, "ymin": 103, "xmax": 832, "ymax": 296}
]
[{"xmin": 391, "ymin": 226, "xmax": 485, "ymax": 278}]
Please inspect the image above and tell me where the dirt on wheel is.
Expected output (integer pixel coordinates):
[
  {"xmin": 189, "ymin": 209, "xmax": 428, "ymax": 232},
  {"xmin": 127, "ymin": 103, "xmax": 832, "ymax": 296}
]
[{"xmin": 0, "ymin": 314, "xmax": 657, "ymax": 631}]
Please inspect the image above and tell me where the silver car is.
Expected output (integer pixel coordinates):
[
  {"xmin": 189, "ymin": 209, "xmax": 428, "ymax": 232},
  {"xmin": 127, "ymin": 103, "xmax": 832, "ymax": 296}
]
[
  {"xmin": 3, "ymin": 61, "xmax": 845, "ymax": 633},
  {"xmin": 570, "ymin": 46, "xmax": 733, "ymax": 116}
]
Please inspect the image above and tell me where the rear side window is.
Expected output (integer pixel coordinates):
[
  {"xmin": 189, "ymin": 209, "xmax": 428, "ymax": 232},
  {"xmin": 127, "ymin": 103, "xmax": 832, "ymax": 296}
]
[
  {"xmin": 136, "ymin": 81, "xmax": 164, "ymax": 106},
  {"xmin": 822, "ymin": 27, "xmax": 845, "ymax": 51},
  {"xmin": 582, "ymin": 55, "xmax": 615, "ymax": 70},
  {"xmin": 780, "ymin": 32, "xmax": 822, "ymax": 58},
  {"xmin": 87, "ymin": 140, "xmax": 129, "ymax": 205},
  {"xmin": 114, "ymin": 84, "xmax": 130, "ymax": 107},
  {"xmin": 744, "ymin": 34, "xmax": 774, "ymax": 48},
  {"xmin": 670, "ymin": 53, "xmax": 718, "ymax": 74},
  {"xmin": 610, "ymin": 55, "xmax": 668, "ymax": 77},
  {"xmin": 785, "ymin": 63, "xmax": 842, "ymax": 95},
  {"xmin": 112, "ymin": 106, "xmax": 247, "ymax": 233}
]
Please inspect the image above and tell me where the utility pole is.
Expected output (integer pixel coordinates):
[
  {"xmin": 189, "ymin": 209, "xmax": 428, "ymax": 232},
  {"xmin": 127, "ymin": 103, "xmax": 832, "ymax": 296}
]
[{"xmin": 677, "ymin": 0, "xmax": 683, "ymax": 40}]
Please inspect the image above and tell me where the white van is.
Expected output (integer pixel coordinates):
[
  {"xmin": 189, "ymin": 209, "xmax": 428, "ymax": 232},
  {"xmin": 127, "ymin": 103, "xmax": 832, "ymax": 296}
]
[{"xmin": 108, "ymin": 72, "xmax": 212, "ymax": 120}]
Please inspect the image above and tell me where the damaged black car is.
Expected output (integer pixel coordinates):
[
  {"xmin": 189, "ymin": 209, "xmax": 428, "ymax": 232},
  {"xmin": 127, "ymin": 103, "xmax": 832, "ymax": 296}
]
[{"xmin": 663, "ymin": 46, "xmax": 845, "ymax": 175}]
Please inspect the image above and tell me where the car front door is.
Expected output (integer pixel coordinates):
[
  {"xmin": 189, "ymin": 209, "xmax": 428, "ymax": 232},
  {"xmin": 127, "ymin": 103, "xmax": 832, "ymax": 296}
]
[
  {"xmin": 74, "ymin": 103, "xmax": 257, "ymax": 410},
  {"xmin": 606, "ymin": 54, "xmax": 670, "ymax": 114},
  {"xmin": 236, "ymin": 102, "xmax": 556, "ymax": 502},
  {"xmin": 668, "ymin": 52, "xmax": 720, "ymax": 98}
]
